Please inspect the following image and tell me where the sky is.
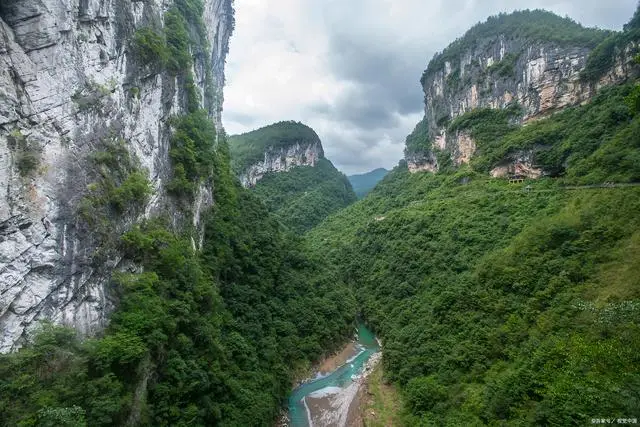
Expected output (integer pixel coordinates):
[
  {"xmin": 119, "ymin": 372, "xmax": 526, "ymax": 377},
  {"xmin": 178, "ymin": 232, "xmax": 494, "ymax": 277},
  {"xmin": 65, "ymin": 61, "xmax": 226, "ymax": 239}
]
[{"xmin": 223, "ymin": 0, "xmax": 638, "ymax": 175}]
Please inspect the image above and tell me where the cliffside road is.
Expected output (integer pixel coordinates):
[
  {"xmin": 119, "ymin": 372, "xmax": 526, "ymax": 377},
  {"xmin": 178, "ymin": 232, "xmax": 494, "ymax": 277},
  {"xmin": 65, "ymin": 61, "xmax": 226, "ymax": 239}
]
[
  {"xmin": 392, "ymin": 182, "xmax": 640, "ymax": 214},
  {"xmin": 510, "ymin": 182, "xmax": 640, "ymax": 193}
]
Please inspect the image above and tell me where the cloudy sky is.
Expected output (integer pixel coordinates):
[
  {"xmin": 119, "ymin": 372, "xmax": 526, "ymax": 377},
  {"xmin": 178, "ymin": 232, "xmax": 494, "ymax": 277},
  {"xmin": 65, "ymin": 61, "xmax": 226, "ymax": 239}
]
[{"xmin": 223, "ymin": 0, "xmax": 638, "ymax": 175}]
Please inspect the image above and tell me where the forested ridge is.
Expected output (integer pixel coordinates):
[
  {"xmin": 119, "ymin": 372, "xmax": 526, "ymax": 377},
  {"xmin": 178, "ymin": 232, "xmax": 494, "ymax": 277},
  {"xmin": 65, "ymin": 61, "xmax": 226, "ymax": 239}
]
[
  {"xmin": 228, "ymin": 121, "xmax": 322, "ymax": 175},
  {"xmin": 422, "ymin": 9, "xmax": 611, "ymax": 84},
  {"xmin": 307, "ymin": 12, "xmax": 640, "ymax": 422}
]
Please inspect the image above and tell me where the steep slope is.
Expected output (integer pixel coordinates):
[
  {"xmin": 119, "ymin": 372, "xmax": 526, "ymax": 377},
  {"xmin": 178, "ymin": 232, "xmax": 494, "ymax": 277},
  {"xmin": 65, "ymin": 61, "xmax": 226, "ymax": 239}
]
[
  {"xmin": 230, "ymin": 121, "xmax": 356, "ymax": 233},
  {"xmin": 0, "ymin": 138, "xmax": 357, "ymax": 426},
  {"xmin": 0, "ymin": 0, "xmax": 233, "ymax": 351},
  {"xmin": 348, "ymin": 168, "xmax": 390, "ymax": 198},
  {"xmin": 407, "ymin": 9, "xmax": 639, "ymax": 173},
  {"xmin": 307, "ymin": 7, "xmax": 640, "ymax": 425}
]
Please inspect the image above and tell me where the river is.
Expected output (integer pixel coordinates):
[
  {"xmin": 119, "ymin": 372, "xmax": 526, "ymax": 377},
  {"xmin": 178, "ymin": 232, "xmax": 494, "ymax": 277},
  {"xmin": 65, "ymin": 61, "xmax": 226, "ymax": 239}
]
[{"xmin": 288, "ymin": 324, "xmax": 380, "ymax": 427}]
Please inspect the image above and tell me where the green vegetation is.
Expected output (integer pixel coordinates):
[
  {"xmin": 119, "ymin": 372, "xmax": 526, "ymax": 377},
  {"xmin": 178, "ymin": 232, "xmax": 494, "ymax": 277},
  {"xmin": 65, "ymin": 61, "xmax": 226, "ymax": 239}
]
[
  {"xmin": 228, "ymin": 122, "xmax": 354, "ymax": 233},
  {"xmin": 71, "ymin": 80, "xmax": 116, "ymax": 114},
  {"xmin": 130, "ymin": 0, "xmax": 219, "ymax": 201},
  {"xmin": 131, "ymin": 0, "xmax": 217, "ymax": 200},
  {"xmin": 581, "ymin": 4, "xmax": 640, "ymax": 83},
  {"xmin": 8, "ymin": 129, "xmax": 40, "ymax": 177},
  {"xmin": 445, "ymin": 68, "xmax": 461, "ymax": 89},
  {"xmin": 250, "ymin": 158, "xmax": 356, "ymax": 233},
  {"xmin": 403, "ymin": 118, "xmax": 431, "ymax": 157},
  {"xmin": 486, "ymin": 52, "xmax": 519, "ymax": 78},
  {"xmin": 166, "ymin": 110, "xmax": 217, "ymax": 199},
  {"xmin": 132, "ymin": 0, "xmax": 209, "ymax": 77},
  {"xmin": 360, "ymin": 364, "xmax": 406, "ymax": 426},
  {"xmin": 422, "ymin": 10, "xmax": 610, "ymax": 85},
  {"xmin": 0, "ymin": 134, "xmax": 356, "ymax": 426},
  {"xmin": 78, "ymin": 138, "xmax": 151, "ymax": 226},
  {"xmin": 306, "ymin": 29, "xmax": 640, "ymax": 422},
  {"xmin": 627, "ymin": 55, "xmax": 640, "ymax": 113},
  {"xmin": 228, "ymin": 121, "xmax": 322, "ymax": 174},
  {"xmin": 164, "ymin": 8, "xmax": 193, "ymax": 75},
  {"xmin": 447, "ymin": 84, "xmax": 640, "ymax": 182},
  {"xmin": 348, "ymin": 168, "xmax": 390, "ymax": 199},
  {"xmin": 308, "ymin": 164, "xmax": 640, "ymax": 425},
  {"xmin": 132, "ymin": 27, "xmax": 168, "ymax": 67},
  {"xmin": 77, "ymin": 138, "xmax": 152, "ymax": 266}
]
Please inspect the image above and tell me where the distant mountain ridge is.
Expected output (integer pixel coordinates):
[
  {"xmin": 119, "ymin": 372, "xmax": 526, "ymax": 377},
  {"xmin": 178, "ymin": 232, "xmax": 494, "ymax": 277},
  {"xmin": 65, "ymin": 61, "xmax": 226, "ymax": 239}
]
[{"xmin": 348, "ymin": 168, "xmax": 390, "ymax": 198}]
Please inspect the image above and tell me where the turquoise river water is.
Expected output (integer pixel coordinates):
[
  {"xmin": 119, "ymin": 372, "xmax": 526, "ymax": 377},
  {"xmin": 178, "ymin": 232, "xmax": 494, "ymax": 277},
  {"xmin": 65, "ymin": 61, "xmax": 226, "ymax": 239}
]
[{"xmin": 288, "ymin": 324, "xmax": 380, "ymax": 427}]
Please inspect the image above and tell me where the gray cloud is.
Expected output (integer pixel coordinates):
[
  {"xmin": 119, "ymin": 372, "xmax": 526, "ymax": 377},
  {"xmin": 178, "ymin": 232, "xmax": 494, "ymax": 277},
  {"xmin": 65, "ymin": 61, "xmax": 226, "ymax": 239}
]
[{"xmin": 223, "ymin": 0, "xmax": 638, "ymax": 175}]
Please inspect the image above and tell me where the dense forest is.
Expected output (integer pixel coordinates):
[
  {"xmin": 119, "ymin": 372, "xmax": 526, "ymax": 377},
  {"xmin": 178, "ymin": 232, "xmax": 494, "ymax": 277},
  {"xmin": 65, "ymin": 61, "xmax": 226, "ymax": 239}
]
[
  {"xmin": 307, "ymin": 16, "xmax": 640, "ymax": 423},
  {"xmin": 0, "ymin": 135, "xmax": 356, "ymax": 427},
  {"xmin": 250, "ymin": 158, "xmax": 357, "ymax": 233}
]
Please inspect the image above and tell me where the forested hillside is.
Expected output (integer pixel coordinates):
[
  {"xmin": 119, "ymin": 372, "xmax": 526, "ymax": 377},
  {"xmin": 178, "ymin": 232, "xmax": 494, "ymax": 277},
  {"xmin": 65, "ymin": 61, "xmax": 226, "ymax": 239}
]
[
  {"xmin": 307, "ymin": 8, "xmax": 640, "ymax": 425},
  {"xmin": 230, "ymin": 122, "xmax": 356, "ymax": 233},
  {"xmin": 0, "ymin": 134, "xmax": 356, "ymax": 426},
  {"xmin": 229, "ymin": 121, "xmax": 322, "ymax": 175},
  {"xmin": 251, "ymin": 158, "xmax": 357, "ymax": 233}
]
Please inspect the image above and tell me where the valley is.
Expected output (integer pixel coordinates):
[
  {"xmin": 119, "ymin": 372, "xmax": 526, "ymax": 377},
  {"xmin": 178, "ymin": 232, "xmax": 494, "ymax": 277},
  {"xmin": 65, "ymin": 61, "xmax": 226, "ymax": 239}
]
[{"xmin": 0, "ymin": 1, "xmax": 639, "ymax": 426}]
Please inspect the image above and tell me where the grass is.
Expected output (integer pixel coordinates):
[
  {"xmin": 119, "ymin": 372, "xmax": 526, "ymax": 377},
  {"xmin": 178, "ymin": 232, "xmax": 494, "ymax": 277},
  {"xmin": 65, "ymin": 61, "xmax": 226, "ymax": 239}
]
[{"xmin": 361, "ymin": 364, "xmax": 404, "ymax": 426}]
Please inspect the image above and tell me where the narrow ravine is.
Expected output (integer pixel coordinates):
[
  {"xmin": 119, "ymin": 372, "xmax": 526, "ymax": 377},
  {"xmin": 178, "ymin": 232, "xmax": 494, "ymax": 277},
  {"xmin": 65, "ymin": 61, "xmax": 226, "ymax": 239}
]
[{"xmin": 288, "ymin": 324, "xmax": 380, "ymax": 427}]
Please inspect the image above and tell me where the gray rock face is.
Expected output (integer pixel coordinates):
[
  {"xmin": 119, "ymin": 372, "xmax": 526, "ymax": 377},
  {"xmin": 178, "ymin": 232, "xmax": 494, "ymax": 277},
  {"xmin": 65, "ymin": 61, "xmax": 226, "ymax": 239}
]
[
  {"xmin": 240, "ymin": 141, "xmax": 324, "ymax": 188},
  {"xmin": 409, "ymin": 34, "xmax": 638, "ymax": 173},
  {"xmin": 0, "ymin": 0, "xmax": 233, "ymax": 352}
]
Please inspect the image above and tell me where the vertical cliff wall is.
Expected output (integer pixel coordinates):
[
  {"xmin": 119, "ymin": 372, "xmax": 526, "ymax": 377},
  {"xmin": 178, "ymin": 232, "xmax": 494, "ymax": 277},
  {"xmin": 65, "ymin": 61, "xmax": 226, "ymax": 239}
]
[
  {"xmin": 0, "ymin": 0, "xmax": 233, "ymax": 351},
  {"xmin": 406, "ymin": 10, "xmax": 639, "ymax": 173},
  {"xmin": 238, "ymin": 141, "xmax": 324, "ymax": 187}
]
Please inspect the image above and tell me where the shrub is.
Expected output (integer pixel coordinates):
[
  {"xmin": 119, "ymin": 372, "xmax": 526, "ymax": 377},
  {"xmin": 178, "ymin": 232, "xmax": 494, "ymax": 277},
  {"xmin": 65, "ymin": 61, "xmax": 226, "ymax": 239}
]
[
  {"xmin": 78, "ymin": 138, "xmax": 152, "ymax": 232},
  {"xmin": 166, "ymin": 110, "xmax": 216, "ymax": 199},
  {"xmin": 132, "ymin": 27, "xmax": 168, "ymax": 67},
  {"xmin": 71, "ymin": 80, "xmax": 115, "ymax": 113},
  {"xmin": 109, "ymin": 171, "xmax": 152, "ymax": 213},
  {"xmin": 8, "ymin": 130, "xmax": 40, "ymax": 177},
  {"xmin": 487, "ymin": 52, "xmax": 519, "ymax": 77},
  {"xmin": 164, "ymin": 9, "xmax": 192, "ymax": 74}
]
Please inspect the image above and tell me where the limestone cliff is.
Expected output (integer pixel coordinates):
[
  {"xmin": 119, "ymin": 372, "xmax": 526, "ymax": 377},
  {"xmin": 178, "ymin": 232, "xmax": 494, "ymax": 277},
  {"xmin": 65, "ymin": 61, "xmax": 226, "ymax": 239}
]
[
  {"xmin": 0, "ymin": 0, "xmax": 234, "ymax": 351},
  {"xmin": 407, "ymin": 10, "xmax": 639, "ymax": 175},
  {"xmin": 238, "ymin": 141, "xmax": 324, "ymax": 187},
  {"xmin": 228, "ymin": 121, "xmax": 325, "ymax": 187}
]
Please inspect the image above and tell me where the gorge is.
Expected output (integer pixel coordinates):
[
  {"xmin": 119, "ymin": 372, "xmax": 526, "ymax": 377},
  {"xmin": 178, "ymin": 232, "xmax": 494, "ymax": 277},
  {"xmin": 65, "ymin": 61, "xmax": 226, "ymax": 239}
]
[{"xmin": 0, "ymin": 2, "xmax": 639, "ymax": 426}]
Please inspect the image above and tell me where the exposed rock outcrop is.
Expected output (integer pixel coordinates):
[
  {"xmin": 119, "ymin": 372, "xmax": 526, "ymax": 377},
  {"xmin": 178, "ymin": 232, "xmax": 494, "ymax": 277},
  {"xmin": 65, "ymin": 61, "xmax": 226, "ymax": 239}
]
[
  {"xmin": 490, "ymin": 150, "xmax": 543, "ymax": 179},
  {"xmin": 240, "ymin": 141, "xmax": 323, "ymax": 187},
  {"xmin": 406, "ymin": 152, "xmax": 438, "ymax": 174},
  {"xmin": 407, "ymin": 11, "xmax": 639, "ymax": 174},
  {"xmin": 0, "ymin": 0, "xmax": 234, "ymax": 352}
]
